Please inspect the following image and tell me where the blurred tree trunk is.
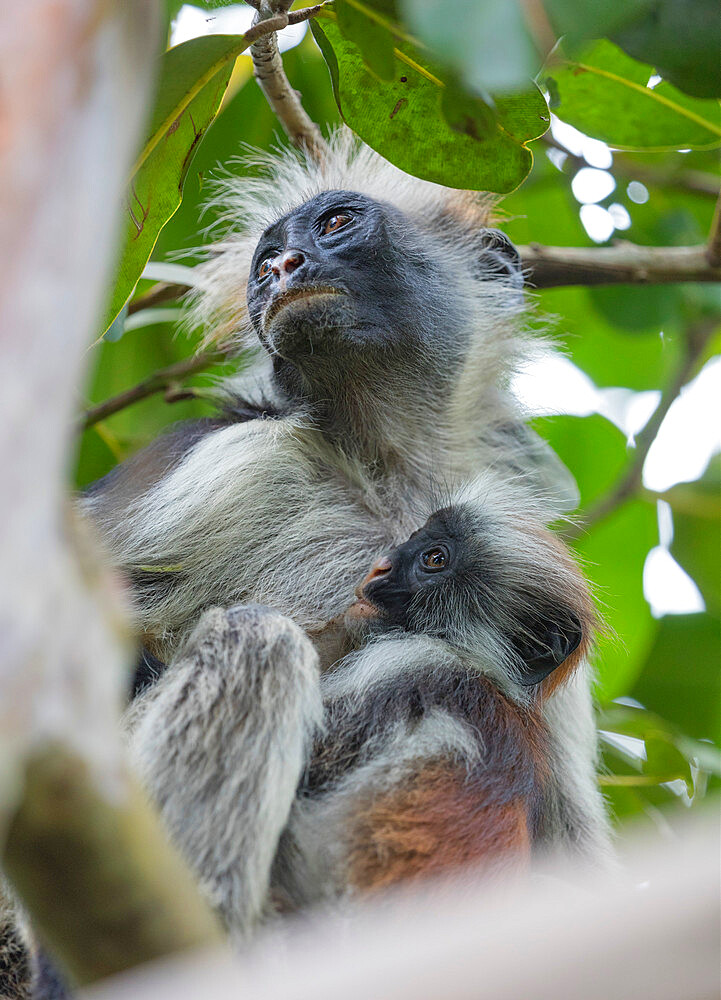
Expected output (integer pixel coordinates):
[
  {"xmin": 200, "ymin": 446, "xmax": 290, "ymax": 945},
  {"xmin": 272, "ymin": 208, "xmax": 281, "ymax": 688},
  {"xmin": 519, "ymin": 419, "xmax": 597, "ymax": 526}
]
[{"xmin": 0, "ymin": 0, "xmax": 222, "ymax": 986}]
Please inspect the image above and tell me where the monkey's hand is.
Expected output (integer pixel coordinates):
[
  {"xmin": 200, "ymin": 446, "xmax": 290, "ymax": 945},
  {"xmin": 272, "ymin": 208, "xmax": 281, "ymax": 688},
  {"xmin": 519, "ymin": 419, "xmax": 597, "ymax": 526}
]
[{"xmin": 125, "ymin": 604, "xmax": 322, "ymax": 939}]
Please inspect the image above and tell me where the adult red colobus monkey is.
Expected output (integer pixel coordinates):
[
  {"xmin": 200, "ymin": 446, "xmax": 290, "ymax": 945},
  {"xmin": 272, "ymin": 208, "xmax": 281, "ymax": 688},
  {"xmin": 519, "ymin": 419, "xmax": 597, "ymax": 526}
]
[
  {"xmin": 92, "ymin": 134, "xmax": 609, "ymax": 936},
  {"xmin": 126, "ymin": 475, "xmax": 606, "ymax": 935}
]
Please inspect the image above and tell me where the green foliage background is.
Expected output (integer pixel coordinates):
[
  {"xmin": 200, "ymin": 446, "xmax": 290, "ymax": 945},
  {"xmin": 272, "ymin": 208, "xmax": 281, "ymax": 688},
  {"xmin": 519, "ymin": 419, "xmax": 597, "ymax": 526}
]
[{"xmin": 77, "ymin": 0, "xmax": 721, "ymax": 838}]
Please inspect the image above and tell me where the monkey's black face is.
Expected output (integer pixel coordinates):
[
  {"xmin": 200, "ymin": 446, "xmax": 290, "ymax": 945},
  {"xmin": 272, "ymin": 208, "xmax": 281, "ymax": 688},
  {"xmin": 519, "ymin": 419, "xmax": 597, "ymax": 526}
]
[
  {"xmin": 351, "ymin": 507, "xmax": 583, "ymax": 687},
  {"xmin": 351, "ymin": 508, "xmax": 476, "ymax": 634},
  {"xmin": 246, "ymin": 191, "xmax": 449, "ymax": 366}
]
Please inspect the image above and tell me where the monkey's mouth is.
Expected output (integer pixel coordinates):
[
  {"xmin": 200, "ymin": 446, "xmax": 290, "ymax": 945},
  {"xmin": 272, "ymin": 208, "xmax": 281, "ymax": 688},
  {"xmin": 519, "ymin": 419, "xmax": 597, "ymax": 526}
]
[
  {"xmin": 345, "ymin": 597, "xmax": 380, "ymax": 621},
  {"xmin": 263, "ymin": 286, "xmax": 346, "ymax": 329}
]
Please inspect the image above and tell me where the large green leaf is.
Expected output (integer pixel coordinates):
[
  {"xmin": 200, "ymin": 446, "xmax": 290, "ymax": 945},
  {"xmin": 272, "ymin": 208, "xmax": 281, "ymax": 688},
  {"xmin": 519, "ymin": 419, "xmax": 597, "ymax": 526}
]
[
  {"xmin": 543, "ymin": 0, "xmax": 654, "ymax": 48},
  {"xmin": 99, "ymin": 35, "xmax": 252, "ymax": 335},
  {"xmin": 544, "ymin": 39, "xmax": 721, "ymax": 150},
  {"xmin": 311, "ymin": 9, "xmax": 549, "ymax": 192},
  {"xmin": 631, "ymin": 613, "xmax": 721, "ymax": 742},
  {"xmin": 612, "ymin": 0, "xmax": 721, "ymax": 99}
]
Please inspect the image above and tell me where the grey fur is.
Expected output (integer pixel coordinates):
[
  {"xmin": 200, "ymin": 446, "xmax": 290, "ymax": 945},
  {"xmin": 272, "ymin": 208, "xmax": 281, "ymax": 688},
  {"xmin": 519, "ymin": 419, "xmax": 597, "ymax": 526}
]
[
  {"xmin": 0, "ymin": 897, "xmax": 32, "ymax": 1000},
  {"xmin": 125, "ymin": 605, "xmax": 322, "ymax": 940}
]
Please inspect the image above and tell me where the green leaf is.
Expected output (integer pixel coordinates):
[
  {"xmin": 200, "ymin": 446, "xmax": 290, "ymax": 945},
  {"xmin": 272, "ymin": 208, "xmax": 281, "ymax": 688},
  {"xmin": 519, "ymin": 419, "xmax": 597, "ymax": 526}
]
[
  {"xmin": 611, "ymin": 0, "xmax": 721, "ymax": 99},
  {"xmin": 579, "ymin": 499, "xmax": 659, "ymax": 699},
  {"xmin": 544, "ymin": 39, "xmax": 721, "ymax": 150},
  {"xmin": 666, "ymin": 456, "xmax": 721, "ymax": 617},
  {"xmin": 336, "ymin": 0, "xmax": 396, "ymax": 81},
  {"xmin": 311, "ymin": 10, "xmax": 549, "ymax": 192},
  {"xmin": 99, "ymin": 35, "xmax": 249, "ymax": 335},
  {"xmin": 399, "ymin": 0, "xmax": 540, "ymax": 95},
  {"xmin": 543, "ymin": 0, "xmax": 654, "ymax": 48},
  {"xmin": 440, "ymin": 80, "xmax": 497, "ymax": 140},
  {"xmin": 631, "ymin": 613, "xmax": 721, "ymax": 742}
]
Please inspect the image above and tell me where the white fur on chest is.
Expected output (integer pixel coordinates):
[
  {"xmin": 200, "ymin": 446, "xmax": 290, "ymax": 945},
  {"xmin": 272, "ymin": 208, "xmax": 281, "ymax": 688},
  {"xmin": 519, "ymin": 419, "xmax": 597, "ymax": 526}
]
[{"xmin": 115, "ymin": 419, "xmax": 428, "ymax": 640}]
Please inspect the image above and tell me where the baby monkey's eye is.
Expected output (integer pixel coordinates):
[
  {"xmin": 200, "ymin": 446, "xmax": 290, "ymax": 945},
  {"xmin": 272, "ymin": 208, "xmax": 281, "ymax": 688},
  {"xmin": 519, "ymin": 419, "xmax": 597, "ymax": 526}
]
[
  {"xmin": 258, "ymin": 257, "xmax": 275, "ymax": 280},
  {"xmin": 322, "ymin": 212, "xmax": 353, "ymax": 235},
  {"xmin": 419, "ymin": 546, "xmax": 449, "ymax": 572}
]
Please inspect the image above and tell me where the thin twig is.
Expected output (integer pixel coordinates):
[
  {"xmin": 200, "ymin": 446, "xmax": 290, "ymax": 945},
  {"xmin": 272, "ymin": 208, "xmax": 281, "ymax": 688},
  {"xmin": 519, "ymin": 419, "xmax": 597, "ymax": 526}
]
[
  {"xmin": 565, "ymin": 315, "xmax": 719, "ymax": 540},
  {"xmin": 707, "ymin": 190, "xmax": 721, "ymax": 267},
  {"xmin": 248, "ymin": 0, "xmax": 328, "ymax": 161},
  {"xmin": 81, "ymin": 351, "xmax": 224, "ymax": 430},
  {"xmin": 127, "ymin": 281, "xmax": 191, "ymax": 315},
  {"xmin": 521, "ymin": 243, "xmax": 721, "ymax": 287}
]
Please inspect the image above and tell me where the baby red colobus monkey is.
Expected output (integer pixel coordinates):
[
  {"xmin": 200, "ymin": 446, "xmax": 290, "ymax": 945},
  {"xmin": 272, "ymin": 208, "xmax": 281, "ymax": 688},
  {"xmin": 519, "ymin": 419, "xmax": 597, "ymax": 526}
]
[
  {"xmin": 345, "ymin": 500, "xmax": 591, "ymax": 692},
  {"xmin": 284, "ymin": 493, "xmax": 599, "ymax": 903}
]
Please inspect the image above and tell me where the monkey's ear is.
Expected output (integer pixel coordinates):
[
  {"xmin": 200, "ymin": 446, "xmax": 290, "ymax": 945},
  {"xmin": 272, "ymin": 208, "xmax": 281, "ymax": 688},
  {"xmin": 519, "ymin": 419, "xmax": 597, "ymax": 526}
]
[
  {"xmin": 515, "ymin": 611, "xmax": 583, "ymax": 687},
  {"xmin": 478, "ymin": 229, "xmax": 523, "ymax": 288}
]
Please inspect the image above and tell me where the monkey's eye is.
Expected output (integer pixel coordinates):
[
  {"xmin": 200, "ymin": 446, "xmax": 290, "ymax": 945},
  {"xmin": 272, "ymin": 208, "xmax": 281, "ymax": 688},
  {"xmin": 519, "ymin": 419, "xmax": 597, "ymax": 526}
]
[
  {"xmin": 257, "ymin": 257, "xmax": 275, "ymax": 280},
  {"xmin": 322, "ymin": 212, "xmax": 353, "ymax": 235},
  {"xmin": 419, "ymin": 546, "xmax": 449, "ymax": 572}
]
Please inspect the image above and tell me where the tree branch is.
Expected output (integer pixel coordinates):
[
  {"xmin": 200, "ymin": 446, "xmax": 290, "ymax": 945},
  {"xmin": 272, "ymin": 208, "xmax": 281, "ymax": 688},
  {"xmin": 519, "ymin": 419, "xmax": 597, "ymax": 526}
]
[
  {"xmin": 247, "ymin": 1, "xmax": 328, "ymax": 161},
  {"xmin": 81, "ymin": 351, "xmax": 224, "ymax": 430},
  {"xmin": 127, "ymin": 281, "xmax": 191, "ymax": 315},
  {"xmin": 565, "ymin": 315, "xmax": 718, "ymax": 539},
  {"xmin": 0, "ymin": 0, "xmax": 223, "ymax": 983},
  {"xmin": 521, "ymin": 242, "xmax": 721, "ymax": 287},
  {"xmin": 707, "ymin": 190, "xmax": 721, "ymax": 267}
]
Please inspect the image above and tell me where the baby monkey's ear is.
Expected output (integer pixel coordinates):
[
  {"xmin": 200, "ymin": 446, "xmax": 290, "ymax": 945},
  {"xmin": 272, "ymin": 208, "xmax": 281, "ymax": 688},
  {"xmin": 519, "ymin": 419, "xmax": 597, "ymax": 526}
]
[
  {"xmin": 514, "ymin": 609, "xmax": 583, "ymax": 687},
  {"xmin": 478, "ymin": 228, "xmax": 524, "ymax": 288}
]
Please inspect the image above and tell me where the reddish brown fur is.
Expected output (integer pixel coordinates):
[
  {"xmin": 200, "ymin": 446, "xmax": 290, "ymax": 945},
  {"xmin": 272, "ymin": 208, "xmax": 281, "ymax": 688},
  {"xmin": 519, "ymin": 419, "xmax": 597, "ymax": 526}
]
[
  {"xmin": 346, "ymin": 761, "xmax": 530, "ymax": 891},
  {"xmin": 344, "ymin": 681, "xmax": 550, "ymax": 892}
]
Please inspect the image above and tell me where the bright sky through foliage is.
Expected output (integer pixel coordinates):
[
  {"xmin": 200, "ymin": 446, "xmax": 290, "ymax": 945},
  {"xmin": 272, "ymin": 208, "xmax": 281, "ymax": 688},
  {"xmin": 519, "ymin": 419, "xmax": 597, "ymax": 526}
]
[{"xmin": 170, "ymin": 4, "xmax": 308, "ymax": 50}]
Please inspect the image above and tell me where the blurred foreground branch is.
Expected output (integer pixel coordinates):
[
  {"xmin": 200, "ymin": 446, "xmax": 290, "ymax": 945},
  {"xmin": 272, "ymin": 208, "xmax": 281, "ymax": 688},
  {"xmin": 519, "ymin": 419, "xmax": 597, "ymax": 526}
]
[
  {"xmin": 82, "ymin": 815, "xmax": 720, "ymax": 1000},
  {"xmin": 0, "ymin": 0, "xmax": 222, "ymax": 986}
]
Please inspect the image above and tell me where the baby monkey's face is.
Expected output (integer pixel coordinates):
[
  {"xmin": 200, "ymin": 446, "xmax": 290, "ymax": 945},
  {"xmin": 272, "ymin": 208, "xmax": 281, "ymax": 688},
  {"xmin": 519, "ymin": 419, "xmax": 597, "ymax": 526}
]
[
  {"xmin": 347, "ymin": 510, "xmax": 459, "ymax": 633},
  {"xmin": 346, "ymin": 504, "xmax": 585, "ymax": 688}
]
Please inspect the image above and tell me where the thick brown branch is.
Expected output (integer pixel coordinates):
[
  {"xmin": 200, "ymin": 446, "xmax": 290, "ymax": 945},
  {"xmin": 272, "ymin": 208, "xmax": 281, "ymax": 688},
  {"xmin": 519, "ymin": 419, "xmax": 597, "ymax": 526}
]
[
  {"xmin": 81, "ymin": 351, "xmax": 223, "ymax": 430},
  {"xmin": 521, "ymin": 243, "xmax": 721, "ymax": 288},
  {"xmin": 248, "ymin": 1, "xmax": 328, "ymax": 161},
  {"xmin": 565, "ymin": 316, "xmax": 718, "ymax": 539}
]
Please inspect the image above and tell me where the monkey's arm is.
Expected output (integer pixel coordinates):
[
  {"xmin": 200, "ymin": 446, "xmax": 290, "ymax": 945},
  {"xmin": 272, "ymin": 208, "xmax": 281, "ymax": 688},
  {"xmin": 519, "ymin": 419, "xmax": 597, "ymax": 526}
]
[{"xmin": 126, "ymin": 605, "xmax": 322, "ymax": 939}]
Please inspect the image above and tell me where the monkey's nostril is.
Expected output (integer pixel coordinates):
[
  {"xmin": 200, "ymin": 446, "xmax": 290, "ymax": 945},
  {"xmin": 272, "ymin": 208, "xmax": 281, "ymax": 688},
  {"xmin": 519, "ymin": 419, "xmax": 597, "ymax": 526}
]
[
  {"xmin": 283, "ymin": 250, "xmax": 305, "ymax": 273},
  {"xmin": 366, "ymin": 556, "xmax": 392, "ymax": 582}
]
